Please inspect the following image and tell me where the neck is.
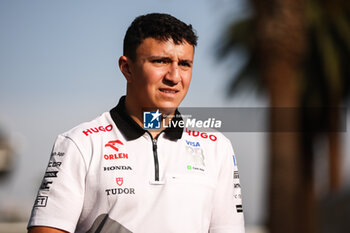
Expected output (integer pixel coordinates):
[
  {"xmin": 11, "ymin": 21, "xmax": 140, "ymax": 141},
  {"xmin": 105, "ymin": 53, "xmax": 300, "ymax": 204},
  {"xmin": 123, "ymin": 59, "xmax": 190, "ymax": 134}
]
[{"xmin": 124, "ymin": 96, "xmax": 176, "ymax": 138}]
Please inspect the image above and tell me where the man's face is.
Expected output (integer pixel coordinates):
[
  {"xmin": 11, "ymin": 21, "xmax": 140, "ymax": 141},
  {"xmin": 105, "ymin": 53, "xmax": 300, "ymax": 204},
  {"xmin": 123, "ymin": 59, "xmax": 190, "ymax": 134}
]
[{"xmin": 124, "ymin": 37, "xmax": 194, "ymax": 113}]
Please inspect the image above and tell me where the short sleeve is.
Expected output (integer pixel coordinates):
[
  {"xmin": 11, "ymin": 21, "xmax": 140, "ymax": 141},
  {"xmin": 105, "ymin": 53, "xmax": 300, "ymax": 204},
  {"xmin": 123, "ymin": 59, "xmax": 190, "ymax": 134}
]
[
  {"xmin": 28, "ymin": 135, "xmax": 87, "ymax": 233},
  {"xmin": 209, "ymin": 140, "xmax": 245, "ymax": 233}
]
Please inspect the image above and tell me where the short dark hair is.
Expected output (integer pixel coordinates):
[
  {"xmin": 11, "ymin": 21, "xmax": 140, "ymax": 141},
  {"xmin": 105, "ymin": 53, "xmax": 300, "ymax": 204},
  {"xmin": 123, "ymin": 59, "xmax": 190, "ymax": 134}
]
[{"xmin": 123, "ymin": 13, "xmax": 198, "ymax": 61}]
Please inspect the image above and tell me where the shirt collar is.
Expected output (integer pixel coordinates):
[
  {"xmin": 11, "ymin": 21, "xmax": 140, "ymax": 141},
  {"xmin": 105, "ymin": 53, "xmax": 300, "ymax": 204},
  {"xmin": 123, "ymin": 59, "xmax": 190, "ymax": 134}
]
[{"xmin": 110, "ymin": 96, "xmax": 183, "ymax": 141}]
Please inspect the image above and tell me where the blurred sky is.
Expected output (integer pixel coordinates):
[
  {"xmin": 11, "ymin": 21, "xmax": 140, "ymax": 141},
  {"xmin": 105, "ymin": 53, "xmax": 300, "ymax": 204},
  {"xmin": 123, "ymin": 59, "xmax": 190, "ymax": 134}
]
[{"xmin": 0, "ymin": 0, "xmax": 349, "ymax": 226}]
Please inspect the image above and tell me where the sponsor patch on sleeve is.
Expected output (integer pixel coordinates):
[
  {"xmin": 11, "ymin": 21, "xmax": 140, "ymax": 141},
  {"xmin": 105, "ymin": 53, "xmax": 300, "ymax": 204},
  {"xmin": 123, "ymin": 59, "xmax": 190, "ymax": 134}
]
[{"xmin": 34, "ymin": 196, "xmax": 48, "ymax": 207}]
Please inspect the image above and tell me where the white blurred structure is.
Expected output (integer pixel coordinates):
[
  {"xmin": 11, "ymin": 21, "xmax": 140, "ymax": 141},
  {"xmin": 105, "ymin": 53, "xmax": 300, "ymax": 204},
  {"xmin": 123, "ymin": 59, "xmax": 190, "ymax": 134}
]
[{"xmin": 0, "ymin": 130, "xmax": 13, "ymax": 178}]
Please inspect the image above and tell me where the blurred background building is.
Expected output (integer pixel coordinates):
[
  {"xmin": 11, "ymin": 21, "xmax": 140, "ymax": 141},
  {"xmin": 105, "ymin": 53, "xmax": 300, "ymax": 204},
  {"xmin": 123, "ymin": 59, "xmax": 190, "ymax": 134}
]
[{"xmin": 0, "ymin": 0, "xmax": 349, "ymax": 233}]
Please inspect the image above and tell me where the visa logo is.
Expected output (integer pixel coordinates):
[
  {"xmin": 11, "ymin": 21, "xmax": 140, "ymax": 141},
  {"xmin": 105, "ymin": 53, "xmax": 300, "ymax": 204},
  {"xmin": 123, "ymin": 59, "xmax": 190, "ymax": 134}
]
[{"xmin": 186, "ymin": 140, "xmax": 201, "ymax": 147}]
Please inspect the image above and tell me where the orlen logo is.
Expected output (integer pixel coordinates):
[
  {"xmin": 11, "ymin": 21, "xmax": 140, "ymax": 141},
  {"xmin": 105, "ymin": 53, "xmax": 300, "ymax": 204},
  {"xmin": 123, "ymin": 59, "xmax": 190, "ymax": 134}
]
[
  {"xmin": 104, "ymin": 139, "xmax": 129, "ymax": 160},
  {"xmin": 185, "ymin": 128, "xmax": 217, "ymax": 142},
  {"xmin": 105, "ymin": 140, "xmax": 123, "ymax": 151},
  {"xmin": 104, "ymin": 153, "xmax": 128, "ymax": 160},
  {"xmin": 82, "ymin": 125, "xmax": 113, "ymax": 136}
]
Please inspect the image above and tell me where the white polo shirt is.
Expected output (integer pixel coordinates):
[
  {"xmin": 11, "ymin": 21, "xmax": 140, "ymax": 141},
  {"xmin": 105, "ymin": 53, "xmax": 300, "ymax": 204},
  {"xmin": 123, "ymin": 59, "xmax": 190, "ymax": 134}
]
[{"xmin": 28, "ymin": 96, "xmax": 245, "ymax": 233}]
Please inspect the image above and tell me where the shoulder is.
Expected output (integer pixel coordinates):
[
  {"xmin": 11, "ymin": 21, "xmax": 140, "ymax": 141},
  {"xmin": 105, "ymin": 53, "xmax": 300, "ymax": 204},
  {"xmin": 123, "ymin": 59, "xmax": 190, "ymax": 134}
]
[
  {"xmin": 60, "ymin": 111, "xmax": 113, "ymax": 140},
  {"xmin": 50, "ymin": 111, "xmax": 115, "ymax": 168},
  {"xmin": 52, "ymin": 112, "xmax": 114, "ymax": 155}
]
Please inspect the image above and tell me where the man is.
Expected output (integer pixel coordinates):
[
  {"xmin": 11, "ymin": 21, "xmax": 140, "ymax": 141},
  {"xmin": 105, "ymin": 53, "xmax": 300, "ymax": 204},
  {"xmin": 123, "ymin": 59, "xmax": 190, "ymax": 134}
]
[{"xmin": 28, "ymin": 13, "xmax": 245, "ymax": 233}]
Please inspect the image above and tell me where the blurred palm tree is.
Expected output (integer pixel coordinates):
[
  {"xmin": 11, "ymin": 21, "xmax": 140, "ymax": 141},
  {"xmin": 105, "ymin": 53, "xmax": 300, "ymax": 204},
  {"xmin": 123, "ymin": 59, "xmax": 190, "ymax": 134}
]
[{"xmin": 218, "ymin": 0, "xmax": 350, "ymax": 233}]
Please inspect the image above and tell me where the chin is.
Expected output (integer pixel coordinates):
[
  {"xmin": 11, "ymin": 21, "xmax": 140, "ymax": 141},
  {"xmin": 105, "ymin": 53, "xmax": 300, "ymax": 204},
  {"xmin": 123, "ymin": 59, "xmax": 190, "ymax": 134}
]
[{"xmin": 156, "ymin": 102, "xmax": 179, "ymax": 114}]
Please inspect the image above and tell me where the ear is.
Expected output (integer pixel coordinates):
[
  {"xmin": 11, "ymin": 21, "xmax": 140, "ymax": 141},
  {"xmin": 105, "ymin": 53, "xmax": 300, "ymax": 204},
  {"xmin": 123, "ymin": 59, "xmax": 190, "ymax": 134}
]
[{"xmin": 119, "ymin": 56, "xmax": 133, "ymax": 82}]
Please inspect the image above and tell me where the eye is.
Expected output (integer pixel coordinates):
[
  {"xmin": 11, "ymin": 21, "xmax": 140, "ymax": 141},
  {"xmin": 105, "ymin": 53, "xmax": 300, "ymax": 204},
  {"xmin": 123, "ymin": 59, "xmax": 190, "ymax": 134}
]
[
  {"xmin": 179, "ymin": 61, "xmax": 192, "ymax": 67},
  {"xmin": 152, "ymin": 59, "xmax": 165, "ymax": 64},
  {"xmin": 151, "ymin": 58, "xmax": 171, "ymax": 64}
]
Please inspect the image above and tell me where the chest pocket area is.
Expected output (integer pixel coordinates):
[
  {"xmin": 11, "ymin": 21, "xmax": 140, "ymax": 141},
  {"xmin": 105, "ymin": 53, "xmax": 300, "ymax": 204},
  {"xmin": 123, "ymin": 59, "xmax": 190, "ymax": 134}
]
[{"xmin": 166, "ymin": 173, "xmax": 215, "ymax": 203}]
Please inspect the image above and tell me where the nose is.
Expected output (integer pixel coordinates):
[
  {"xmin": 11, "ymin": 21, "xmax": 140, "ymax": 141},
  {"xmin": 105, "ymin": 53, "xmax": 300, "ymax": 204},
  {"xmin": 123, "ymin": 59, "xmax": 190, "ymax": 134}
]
[{"xmin": 164, "ymin": 63, "xmax": 181, "ymax": 85}]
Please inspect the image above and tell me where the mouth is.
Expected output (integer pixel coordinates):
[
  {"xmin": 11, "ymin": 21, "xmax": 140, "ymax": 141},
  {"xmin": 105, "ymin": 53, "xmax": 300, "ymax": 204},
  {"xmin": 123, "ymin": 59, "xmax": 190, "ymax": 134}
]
[{"xmin": 159, "ymin": 88, "xmax": 179, "ymax": 94}]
